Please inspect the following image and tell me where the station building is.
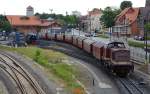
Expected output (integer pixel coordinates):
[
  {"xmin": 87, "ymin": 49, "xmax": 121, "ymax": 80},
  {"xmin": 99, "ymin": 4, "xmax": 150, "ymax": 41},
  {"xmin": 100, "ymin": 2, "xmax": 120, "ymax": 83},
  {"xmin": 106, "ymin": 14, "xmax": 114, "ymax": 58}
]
[{"xmin": 6, "ymin": 6, "xmax": 61, "ymax": 35}]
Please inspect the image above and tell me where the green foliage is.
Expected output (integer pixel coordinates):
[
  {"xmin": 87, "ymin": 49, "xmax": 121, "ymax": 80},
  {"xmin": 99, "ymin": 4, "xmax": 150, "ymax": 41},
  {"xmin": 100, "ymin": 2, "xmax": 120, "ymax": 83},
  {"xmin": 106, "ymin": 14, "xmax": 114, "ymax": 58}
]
[
  {"xmin": 128, "ymin": 40, "xmax": 150, "ymax": 48},
  {"xmin": 100, "ymin": 7, "xmax": 121, "ymax": 28},
  {"xmin": 147, "ymin": 36, "xmax": 150, "ymax": 40},
  {"xmin": 144, "ymin": 23, "xmax": 150, "ymax": 40},
  {"xmin": 1, "ymin": 21, "xmax": 12, "ymax": 32},
  {"xmin": 145, "ymin": 23, "xmax": 150, "ymax": 31},
  {"xmin": 0, "ymin": 15, "xmax": 11, "ymax": 32},
  {"xmin": 120, "ymin": 1, "xmax": 132, "ymax": 10},
  {"xmin": 98, "ymin": 34, "xmax": 109, "ymax": 38},
  {"xmin": 35, "ymin": 13, "xmax": 79, "ymax": 26}
]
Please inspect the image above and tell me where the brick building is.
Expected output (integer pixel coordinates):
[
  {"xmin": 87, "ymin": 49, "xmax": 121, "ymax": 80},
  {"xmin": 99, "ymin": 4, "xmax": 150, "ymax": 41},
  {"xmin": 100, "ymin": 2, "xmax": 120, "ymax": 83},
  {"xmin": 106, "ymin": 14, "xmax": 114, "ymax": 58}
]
[{"xmin": 112, "ymin": 0, "xmax": 150, "ymax": 37}]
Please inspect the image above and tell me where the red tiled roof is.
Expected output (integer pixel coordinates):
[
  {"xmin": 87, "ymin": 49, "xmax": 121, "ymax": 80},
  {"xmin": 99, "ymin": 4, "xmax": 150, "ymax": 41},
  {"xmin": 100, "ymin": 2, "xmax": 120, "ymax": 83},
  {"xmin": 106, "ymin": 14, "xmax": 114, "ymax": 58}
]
[
  {"xmin": 7, "ymin": 15, "xmax": 41, "ymax": 26},
  {"xmin": 116, "ymin": 7, "xmax": 139, "ymax": 24},
  {"xmin": 6, "ymin": 15, "xmax": 59, "ymax": 27},
  {"xmin": 89, "ymin": 8, "xmax": 101, "ymax": 16}
]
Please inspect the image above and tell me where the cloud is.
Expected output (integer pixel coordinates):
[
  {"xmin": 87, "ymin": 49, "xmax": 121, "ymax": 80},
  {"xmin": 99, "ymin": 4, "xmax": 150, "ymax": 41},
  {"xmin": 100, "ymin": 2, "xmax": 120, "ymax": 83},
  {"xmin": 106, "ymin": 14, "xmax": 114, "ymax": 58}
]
[{"xmin": 0, "ymin": 0, "xmax": 145, "ymax": 15}]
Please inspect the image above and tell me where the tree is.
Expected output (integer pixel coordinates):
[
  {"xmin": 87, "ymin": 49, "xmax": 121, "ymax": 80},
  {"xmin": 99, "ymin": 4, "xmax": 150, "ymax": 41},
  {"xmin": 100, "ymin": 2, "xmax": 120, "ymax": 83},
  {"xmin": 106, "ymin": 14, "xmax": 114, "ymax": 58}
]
[
  {"xmin": 100, "ymin": 7, "xmax": 121, "ymax": 28},
  {"xmin": 0, "ymin": 15, "xmax": 11, "ymax": 32},
  {"xmin": 120, "ymin": 1, "xmax": 132, "ymax": 10},
  {"xmin": 145, "ymin": 23, "xmax": 150, "ymax": 35},
  {"xmin": 34, "ymin": 13, "xmax": 79, "ymax": 27},
  {"xmin": 1, "ymin": 21, "xmax": 12, "ymax": 32}
]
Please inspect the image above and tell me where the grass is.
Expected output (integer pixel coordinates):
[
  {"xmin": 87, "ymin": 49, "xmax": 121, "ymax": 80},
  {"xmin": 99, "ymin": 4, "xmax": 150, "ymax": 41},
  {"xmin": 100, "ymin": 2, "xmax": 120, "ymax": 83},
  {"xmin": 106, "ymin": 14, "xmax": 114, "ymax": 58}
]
[
  {"xmin": 97, "ymin": 34, "xmax": 109, "ymax": 39},
  {"xmin": 0, "ymin": 45, "xmax": 84, "ymax": 94},
  {"xmin": 128, "ymin": 40, "xmax": 150, "ymax": 48},
  {"xmin": 147, "ymin": 36, "xmax": 150, "ymax": 40}
]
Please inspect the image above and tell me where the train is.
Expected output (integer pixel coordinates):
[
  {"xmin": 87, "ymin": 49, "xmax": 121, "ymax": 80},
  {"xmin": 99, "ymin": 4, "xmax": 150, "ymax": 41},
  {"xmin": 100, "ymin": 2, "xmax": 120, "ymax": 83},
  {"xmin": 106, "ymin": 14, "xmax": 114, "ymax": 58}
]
[{"xmin": 39, "ymin": 32, "xmax": 134, "ymax": 77}]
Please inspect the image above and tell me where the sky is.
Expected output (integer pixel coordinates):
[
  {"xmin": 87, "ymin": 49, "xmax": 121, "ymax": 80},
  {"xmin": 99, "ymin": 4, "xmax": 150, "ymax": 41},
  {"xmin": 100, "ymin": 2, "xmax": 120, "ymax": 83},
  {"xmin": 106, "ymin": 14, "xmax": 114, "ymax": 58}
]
[{"xmin": 0, "ymin": 0, "xmax": 146, "ymax": 15}]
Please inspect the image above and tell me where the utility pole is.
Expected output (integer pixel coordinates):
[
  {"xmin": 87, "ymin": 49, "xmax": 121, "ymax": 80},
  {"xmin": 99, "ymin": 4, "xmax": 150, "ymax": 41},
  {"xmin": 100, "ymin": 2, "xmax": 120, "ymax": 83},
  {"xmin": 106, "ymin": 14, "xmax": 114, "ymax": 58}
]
[
  {"xmin": 144, "ymin": 13, "xmax": 148, "ymax": 63},
  {"xmin": 90, "ymin": 14, "xmax": 91, "ymax": 35},
  {"xmin": 49, "ymin": 9, "xmax": 53, "ymax": 39}
]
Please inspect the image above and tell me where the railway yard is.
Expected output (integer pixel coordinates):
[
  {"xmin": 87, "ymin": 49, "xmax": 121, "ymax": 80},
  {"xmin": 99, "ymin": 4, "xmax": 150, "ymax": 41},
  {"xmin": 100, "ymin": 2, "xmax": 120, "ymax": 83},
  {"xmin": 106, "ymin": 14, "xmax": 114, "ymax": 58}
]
[
  {"xmin": 1, "ymin": 0, "xmax": 150, "ymax": 93},
  {"xmin": 0, "ymin": 37, "xmax": 150, "ymax": 94}
]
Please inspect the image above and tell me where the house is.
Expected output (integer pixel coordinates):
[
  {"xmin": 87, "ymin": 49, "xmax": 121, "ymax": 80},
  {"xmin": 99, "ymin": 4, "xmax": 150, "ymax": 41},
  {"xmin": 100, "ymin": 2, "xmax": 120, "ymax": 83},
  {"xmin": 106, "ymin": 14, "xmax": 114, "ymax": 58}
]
[
  {"xmin": 113, "ymin": 0, "xmax": 150, "ymax": 37},
  {"xmin": 87, "ymin": 8, "xmax": 102, "ymax": 32},
  {"xmin": 113, "ymin": 7, "xmax": 139, "ymax": 37},
  {"xmin": 6, "ymin": 6, "xmax": 61, "ymax": 35}
]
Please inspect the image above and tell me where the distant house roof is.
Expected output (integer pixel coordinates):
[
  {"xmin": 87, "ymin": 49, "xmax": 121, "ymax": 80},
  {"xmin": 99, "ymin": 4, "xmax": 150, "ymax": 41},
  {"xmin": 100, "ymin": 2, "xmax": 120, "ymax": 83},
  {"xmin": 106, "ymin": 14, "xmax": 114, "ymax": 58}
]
[
  {"xmin": 7, "ymin": 15, "xmax": 41, "ymax": 26},
  {"xmin": 89, "ymin": 8, "xmax": 102, "ymax": 16},
  {"xmin": 115, "ymin": 7, "xmax": 139, "ymax": 25},
  {"xmin": 6, "ymin": 15, "xmax": 60, "ymax": 27}
]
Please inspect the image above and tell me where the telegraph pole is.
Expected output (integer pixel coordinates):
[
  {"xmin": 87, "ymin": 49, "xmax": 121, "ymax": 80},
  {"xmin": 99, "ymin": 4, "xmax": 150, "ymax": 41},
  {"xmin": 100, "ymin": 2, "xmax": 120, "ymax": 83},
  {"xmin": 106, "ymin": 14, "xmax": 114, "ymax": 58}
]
[{"xmin": 49, "ymin": 9, "xmax": 53, "ymax": 39}]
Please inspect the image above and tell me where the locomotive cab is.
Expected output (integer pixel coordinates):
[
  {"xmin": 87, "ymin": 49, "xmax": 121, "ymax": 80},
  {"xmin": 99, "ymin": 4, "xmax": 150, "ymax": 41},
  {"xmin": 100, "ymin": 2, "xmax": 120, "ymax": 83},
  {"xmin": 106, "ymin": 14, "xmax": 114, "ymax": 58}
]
[{"xmin": 103, "ymin": 42, "xmax": 124, "ymax": 61}]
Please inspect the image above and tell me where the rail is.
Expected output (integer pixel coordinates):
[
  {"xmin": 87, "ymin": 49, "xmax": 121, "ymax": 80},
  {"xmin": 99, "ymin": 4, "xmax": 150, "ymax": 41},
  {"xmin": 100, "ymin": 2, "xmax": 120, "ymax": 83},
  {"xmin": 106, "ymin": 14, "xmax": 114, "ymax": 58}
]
[
  {"xmin": 118, "ymin": 77, "xmax": 144, "ymax": 94},
  {"xmin": 0, "ymin": 52, "xmax": 45, "ymax": 94}
]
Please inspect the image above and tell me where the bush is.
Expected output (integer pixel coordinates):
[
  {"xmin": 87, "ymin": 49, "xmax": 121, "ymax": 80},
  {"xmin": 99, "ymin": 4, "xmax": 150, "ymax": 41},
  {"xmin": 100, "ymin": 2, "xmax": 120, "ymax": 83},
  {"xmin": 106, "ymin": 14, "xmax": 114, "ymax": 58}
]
[
  {"xmin": 98, "ymin": 34, "xmax": 109, "ymax": 38},
  {"xmin": 34, "ymin": 50, "xmax": 41, "ymax": 62},
  {"xmin": 147, "ymin": 36, "xmax": 150, "ymax": 40},
  {"xmin": 128, "ymin": 40, "xmax": 150, "ymax": 48},
  {"xmin": 34, "ymin": 49, "xmax": 49, "ymax": 67},
  {"xmin": 50, "ymin": 63, "xmax": 75, "ymax": 85}
]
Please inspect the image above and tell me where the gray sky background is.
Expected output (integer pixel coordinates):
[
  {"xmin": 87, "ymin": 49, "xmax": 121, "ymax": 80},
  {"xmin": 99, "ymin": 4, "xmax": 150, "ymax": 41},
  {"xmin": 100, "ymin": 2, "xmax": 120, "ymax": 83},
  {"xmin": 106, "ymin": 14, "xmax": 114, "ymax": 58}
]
[{"xmin": 0, "ymin": 0, "xmax": 146, "ymax": 15}]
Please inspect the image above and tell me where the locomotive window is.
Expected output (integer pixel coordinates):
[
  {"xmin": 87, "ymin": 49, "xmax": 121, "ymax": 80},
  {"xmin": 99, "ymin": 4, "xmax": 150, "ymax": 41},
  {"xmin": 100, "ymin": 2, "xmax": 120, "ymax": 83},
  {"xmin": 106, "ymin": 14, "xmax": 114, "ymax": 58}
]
[
  {"xmin": 107, "ymin": 42, "xmax": 125, "ymax": 48},
  {"xmin": 117, "ymin": 43, "xmax": 125, "ymax": 48}
]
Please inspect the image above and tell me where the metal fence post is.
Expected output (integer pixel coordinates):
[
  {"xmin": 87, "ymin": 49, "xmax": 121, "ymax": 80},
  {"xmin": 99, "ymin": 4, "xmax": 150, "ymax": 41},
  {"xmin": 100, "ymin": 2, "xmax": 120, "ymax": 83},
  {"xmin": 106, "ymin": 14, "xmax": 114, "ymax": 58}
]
[{"xmin": 149, "ymin": 53, "xmax": 150, "ymax": 63}]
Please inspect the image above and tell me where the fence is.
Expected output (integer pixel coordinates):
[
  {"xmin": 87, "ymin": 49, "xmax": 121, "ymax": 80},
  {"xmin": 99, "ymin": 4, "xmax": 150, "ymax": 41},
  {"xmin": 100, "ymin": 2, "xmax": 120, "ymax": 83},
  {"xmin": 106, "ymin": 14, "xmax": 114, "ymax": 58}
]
[{"xmin": 130, "ymin": 47, "xmax": 150, "ymax": 63}]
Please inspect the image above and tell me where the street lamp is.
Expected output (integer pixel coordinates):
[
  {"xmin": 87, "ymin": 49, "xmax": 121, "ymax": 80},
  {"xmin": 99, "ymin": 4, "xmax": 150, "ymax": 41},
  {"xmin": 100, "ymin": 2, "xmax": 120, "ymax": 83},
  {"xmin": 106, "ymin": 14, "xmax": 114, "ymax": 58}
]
[{"xmin": 144, "ymin": 13, "xmax": 149, "ymax": 63}]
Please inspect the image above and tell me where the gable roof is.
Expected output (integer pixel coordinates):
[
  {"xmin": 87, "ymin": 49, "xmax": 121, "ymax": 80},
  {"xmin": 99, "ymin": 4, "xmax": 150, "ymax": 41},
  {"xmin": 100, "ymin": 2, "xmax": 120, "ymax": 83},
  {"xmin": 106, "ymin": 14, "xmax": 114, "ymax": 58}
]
[
  {"xmin": 115, "ymin": 7, "xmax": 139, "ymax": 24},
  {"xmin": 89, "ymin": 8, "xmax": 102, "ymax": 16},
  {"xmin": 6, "ymin": 15, "xmax": 60, "ymax": 27},
  {"xmin": 6, "ymin": 15, "xmax": 41, "ymax": 26}
]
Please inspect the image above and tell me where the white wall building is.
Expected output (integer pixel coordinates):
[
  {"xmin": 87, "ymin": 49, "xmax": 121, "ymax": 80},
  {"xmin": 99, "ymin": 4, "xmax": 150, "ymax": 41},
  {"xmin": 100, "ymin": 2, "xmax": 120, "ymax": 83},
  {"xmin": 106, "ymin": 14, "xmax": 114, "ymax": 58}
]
[
  {"xmin": 87, "ymin": 8, "xmax": 102, "ymax": 33},
  {"xmin": 26, "ymin": 6, "xmax": 34, "ymax": 16},
  {"xmin": 72, "ymin": 11, "xmax": 81, "ymax": 17}
]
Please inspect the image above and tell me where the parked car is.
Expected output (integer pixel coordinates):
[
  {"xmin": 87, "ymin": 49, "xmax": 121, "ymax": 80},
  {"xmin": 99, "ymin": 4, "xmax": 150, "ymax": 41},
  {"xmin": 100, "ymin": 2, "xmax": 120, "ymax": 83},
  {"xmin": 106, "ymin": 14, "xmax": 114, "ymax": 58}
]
[{"xmin": 134, "ymin": 36, "xmax": 144, "ymax": 41}]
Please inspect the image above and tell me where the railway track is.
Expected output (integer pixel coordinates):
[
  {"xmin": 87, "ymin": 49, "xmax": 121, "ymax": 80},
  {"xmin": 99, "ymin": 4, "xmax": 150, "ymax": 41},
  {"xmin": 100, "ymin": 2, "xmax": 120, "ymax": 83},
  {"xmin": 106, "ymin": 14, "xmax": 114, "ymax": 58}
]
[
  {"xmin": 118, "ymin": 77, "xmax": 144, "ymax": 94},
  {"xmin": 0, "ymin": 52, "xmax": 45, "ymax": 94}
]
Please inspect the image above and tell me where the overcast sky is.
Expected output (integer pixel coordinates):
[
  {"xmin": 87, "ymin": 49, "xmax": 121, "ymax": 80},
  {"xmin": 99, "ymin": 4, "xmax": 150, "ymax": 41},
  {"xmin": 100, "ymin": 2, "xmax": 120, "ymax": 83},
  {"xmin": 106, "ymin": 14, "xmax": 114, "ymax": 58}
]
[{"xmin": 0, "ymin": 0, "xmax": 146, "ymax": 15}]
